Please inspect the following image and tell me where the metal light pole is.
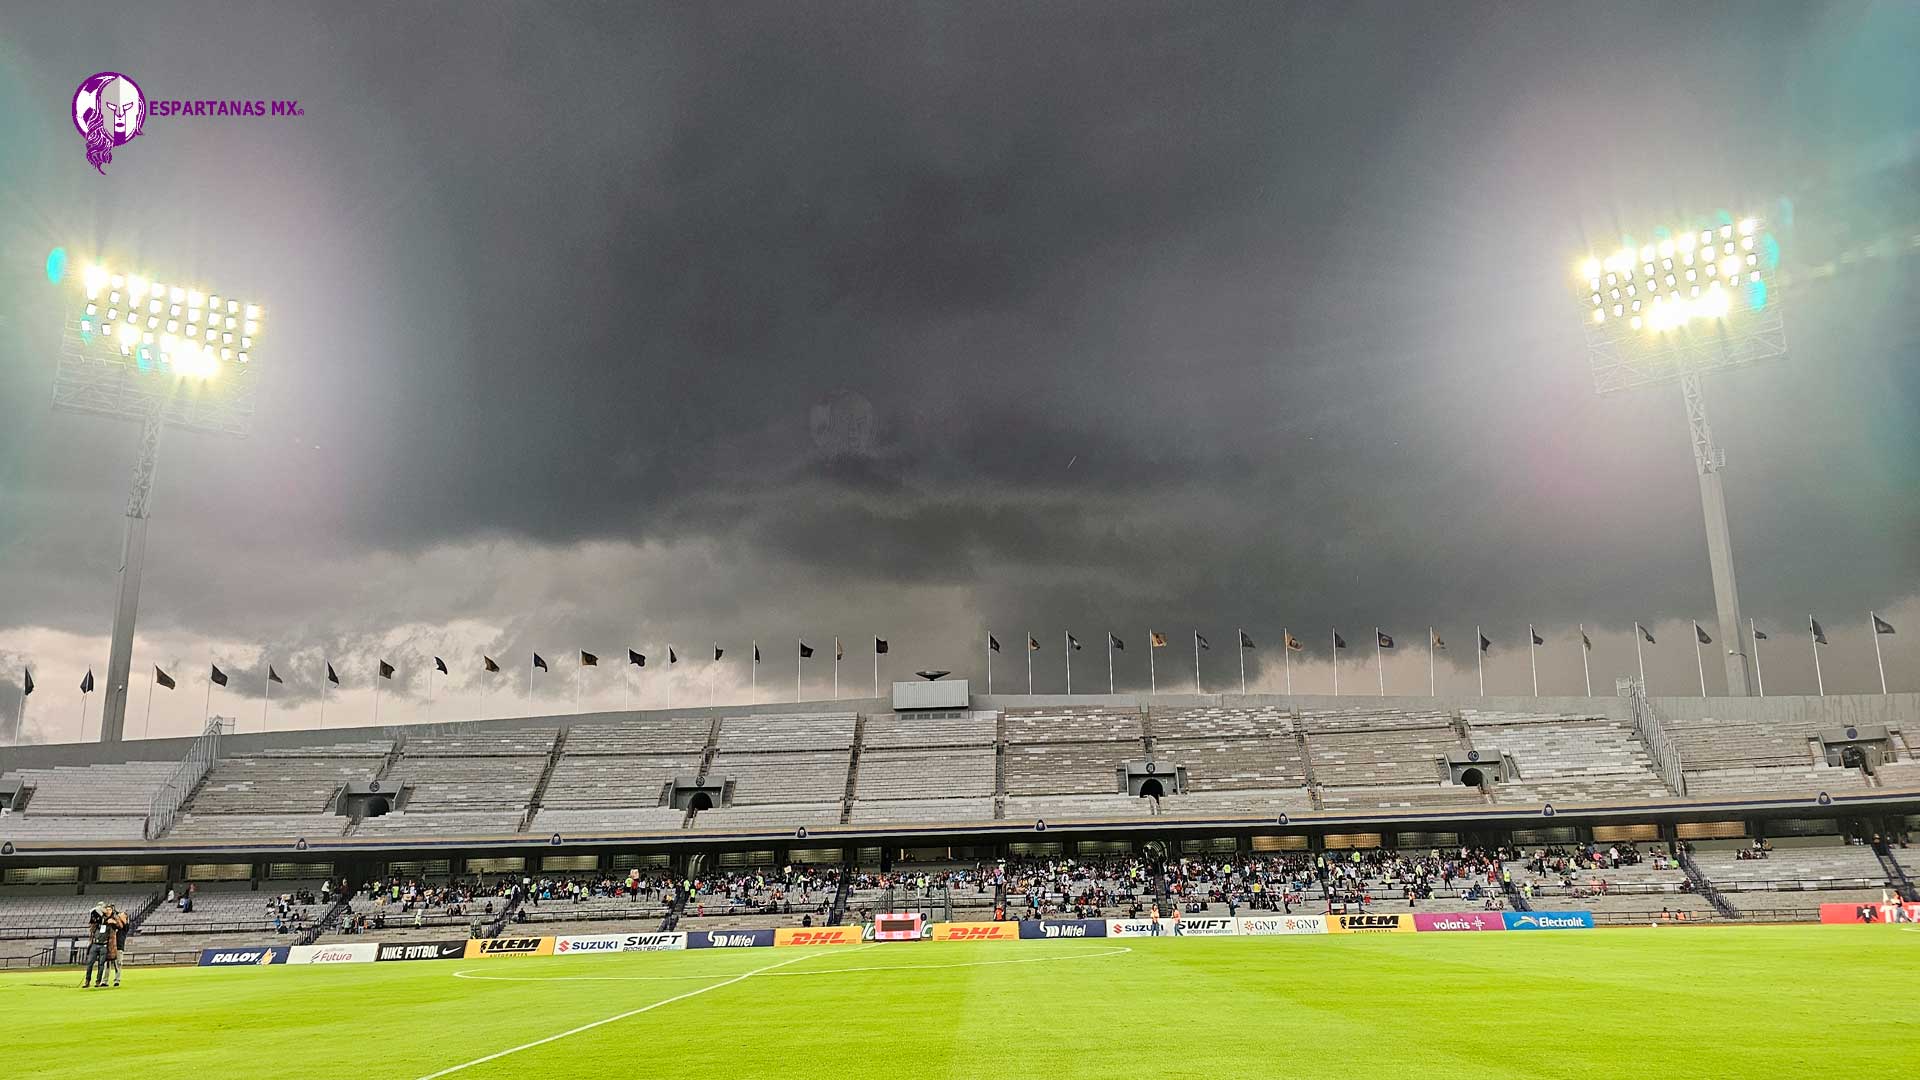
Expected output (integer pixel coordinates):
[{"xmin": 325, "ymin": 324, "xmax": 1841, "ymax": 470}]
[
  {"xmin": 52, "ymin": 259, "xmax": 264, "ymax": 741},
  {"xmin": 1578, "ymin": 217, "xmax": 1783, "ymax": 697}
]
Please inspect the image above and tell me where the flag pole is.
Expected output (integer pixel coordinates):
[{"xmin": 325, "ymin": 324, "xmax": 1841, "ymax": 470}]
[
  {"xmin": 1476, "ymin": 625, "xmax": 1484, "ymax": 697},
  {"xmin": 78, "ymin": 688, "xmax": 87, "ymax": 742},
  {"xmin": 1691, "ymin": 621, "xmax": 1705, "ymax": 697},
  {"xmin": 1749, "ymin": 620, "xmax": 1764, "ymax": 698},
  {"xmin": 1871, "ymin": 612, "xmax": 1888, "ymax": 695},
  {"xmin": 1026, "ymin": 633, "xmax": 1033, "ymax": 696},
  {"xmin": 1427, "ymin": 628, "xmax": 1435, "ymax": 697},
  {"xmin": 1809, "ymin": 615, "xmax": 1824, "ymax": 697},
  {"xmin": 1528, "ymin": 626, "xmax": 1538, "ymax": 698},
  {"xmin": 872, "ymin": 637, "xmax": 879, "ymax": 699},
  {"xmin": 1375, "ymin": 628, "xmax": 1384, "ymax": 697},
  {"xmin": 1579, "ymin": 624, "xmax": 1592, "ymax": 698},
  {"xmin": 750, "ymin": 640, "xmax": 757, "ymax": 705},
  {"xmin": 204, "ymin": 673, "xmax": 214, "ymax": 726},
  {"xmin": 985, "ymin": 631, "xmax": 992, "ymax": 695},
  {"xmin": 1238, "ymin": 629, "xmax": 1246, "ymax": 695},
  {"xmin": 428, "ymin": 662, "xmax": 436, "ymax": 723},
  {"xmin": 1065, "ymin": 631, "xmax": 1073, "ymax": 695},
  {"xmin": 1107, "ymin": 634, "xmax": 1115, "ymax": 695},
  {"xmin": 320, "ymin": 665, "xmax": 328, "ymax": 730},
  {"xmin": 1148, "ymin": 631, "xmax": 1157, "ymax": 696},
  {"xmin": 1633, "ymin": 625, "xmax": 1646, "ymax": 693},
  {"xmin": 1332, "ymin": 628, "xmax": 1339, "ymax": 697},
  {"xmin": 833, "ymin": 640, "xmax": 840, "ymax": 700},
  {"xmin": 1283, "ymin": 628, "xmax": 1292, "ymax": 695},
  {"xmin": 1194, "ymin": 630, "xmax": 1202, "ymax": 695},
  {"xmin": 374, "ymin": 665, "xmax": 382, "ymax": 726},
  {"xmin": 144, "ymin": 668, "xmax": 156, "ymax": 739},
  {"xmin": 796, "ymin": 639, "xmax": 802, "ymax": 704}
]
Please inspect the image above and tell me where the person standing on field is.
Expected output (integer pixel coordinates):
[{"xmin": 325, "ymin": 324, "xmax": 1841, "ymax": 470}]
[
  {"xmin": 82, "ymin": 905, "xmax": 111, "ymax": 988},
  {"xmin": 102, "ymin": 904, "xmax": 129, "ymax": 987}
]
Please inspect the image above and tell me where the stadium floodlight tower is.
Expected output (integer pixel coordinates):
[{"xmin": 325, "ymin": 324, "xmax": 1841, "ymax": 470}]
[
  {"xmin": 1576, "ymin": 214, "xmax": 1784, "ymax": 696},
  {"xmin": 52, "ymin": 257, "xmax": 264, "ymax": 741}
]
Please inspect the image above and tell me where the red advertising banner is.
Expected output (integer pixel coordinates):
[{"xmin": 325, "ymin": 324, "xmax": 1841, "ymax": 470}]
[{"xmin": 1819, "ymin": 901, "xmax": 1920, "ymax": 925}]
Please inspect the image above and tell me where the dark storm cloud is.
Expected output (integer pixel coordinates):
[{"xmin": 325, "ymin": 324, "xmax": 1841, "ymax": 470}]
[{"xmin": 0, "ymin": 0, "xmax": 1917, "ymax": 737}]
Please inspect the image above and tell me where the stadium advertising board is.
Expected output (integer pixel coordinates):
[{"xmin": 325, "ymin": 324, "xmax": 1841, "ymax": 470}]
[
  {"xmin": 1329, "ymin": 914, "xmax": 1414, "ymax": 934},
  {"xmin": 551, "ymin": 933, "xmax": 687, "ymax": 953},
  {"xmin": 1819, "ymin": 901, "xmax": 1920, "ymax": 924},
  {"xmin": 775, "ymin": 926, "xmax": 865, "ymax": 947},
  {"xmin": 930, "ymin": 922, "xmax": 1019, "ymax": 942},
  {"xmin": 1017, "ymin": 919, "xmax": 1107, "ymax": 940},
  {"xmin": 1412, "ymin": 913, "xmax": 1507, "ymax": 933},
  {"xmin": 464, "ymin": 936, "xmax": 555, "ymax": 958},
  {"xmin": 1106, "ymin": 919, "xmax": 1171, "ymax": 937},
  {"xmin": 198, "ymin": 946, "xmax": 289, "ymax": 966},
  {"xmin": 376, "ymin": 940, "xmax": 468, "ymax": 962},
  {"xmin": 687, "ymin": 929, "xmax": 776, "ymax": 949},
  {"xmin": 287, "ymin": 943, "xmax": 378, "ymax": 965},
  {"xmin": 1235, "ymin": 914, "xmax": 1327, "ymax": 935},
  {"xmin": 871, "ymin": 912, "xmax": 926, "ymax": 941},
  {"xmin": 1502, "ymin": 911, "xmax": 1595, "ymax": 931}
]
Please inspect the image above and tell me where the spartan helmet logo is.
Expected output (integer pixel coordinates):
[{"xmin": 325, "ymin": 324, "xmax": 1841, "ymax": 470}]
[{"xmin": 72, "ymin": 71, "xmax": 148, "ymax": 175}]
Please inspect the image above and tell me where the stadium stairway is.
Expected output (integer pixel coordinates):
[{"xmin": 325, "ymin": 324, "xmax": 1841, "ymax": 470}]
[
  {"xmin": 840, "ymin": 714, "xmax": 866, "ymax": 825},
  {"xmin": 826, "ymin": 857, "xmax": 854, "ymax": 926},
  {"xmin": 341, "ymin": 737, "xmax": 407, "ymax": 836},
  {"xmin": 660, "ymin": 883, "xmax": 687, "ymax": 932},
  {"xmin": 519, "ymin": 726, "xmax": 571, "ymax": 832},
  {"xmin": 1296, "ymin": 729, "xmax": 1324, "ymax": 809},
  {"xmin": 993, "ymin": 709, "xmax": 1008, "ymax": 820},
  {"xmin": 1878, "ymin": 848, "xmax": 1919, "ymax": 901},
  {"xmin": 1678, "ymin": 848, "xmax": 1741, "ymax": 919},
  {"xmin": 1501, "ymin": 875, "xmax": 1533, "ymax": 912},
  {"xmin": 124, "ymin": 890, "xmax": 164, "ymax": 934},
  {"xmin": 300, "ymin": 896, "xmax": 351, "ymax": 946}
]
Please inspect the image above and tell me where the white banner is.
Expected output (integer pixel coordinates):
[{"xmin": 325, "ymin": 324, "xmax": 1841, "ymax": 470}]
[
  {"xmin": 1236, "ymin": 914, "xmax": 1327, "ymax": 935},
  {"xmin": 1105, "ymin": 917, "xmax": 1238, "ymax": 937},
  {"xmin": 286, "ymin": 942, "xmax": 378, "ymax": 965},
  {"xmin": 553, "ymin": 932, "xmax": 686, "ymax": 954}
]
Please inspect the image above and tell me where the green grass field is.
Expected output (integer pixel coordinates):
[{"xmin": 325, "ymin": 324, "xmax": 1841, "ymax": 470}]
[{"xmin": 7, "ymin": 926, "xmax": 1916, "ymax": 1079}]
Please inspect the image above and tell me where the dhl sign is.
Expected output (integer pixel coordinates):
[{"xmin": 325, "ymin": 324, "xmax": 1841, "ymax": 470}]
[
  {"xmin": 773, "ymin": 926, "xmax": 865, "ymax": 947},
  {"xmin": 930, "ymin": 921, "xmax": 1019, "ymax": 942}
]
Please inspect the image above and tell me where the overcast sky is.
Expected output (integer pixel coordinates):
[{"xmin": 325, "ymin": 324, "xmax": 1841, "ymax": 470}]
[{"xmin": 1, "ymin": 2, "xmax": 1916, "ymax": 742}]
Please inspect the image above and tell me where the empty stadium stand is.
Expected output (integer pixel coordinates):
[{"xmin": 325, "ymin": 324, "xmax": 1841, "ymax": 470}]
[{"xmin": 1466, "ymin": 710, "xmax": 1673, "ymax": 804}]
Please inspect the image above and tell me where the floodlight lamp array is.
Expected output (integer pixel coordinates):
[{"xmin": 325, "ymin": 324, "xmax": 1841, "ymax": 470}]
[
  {"xmin": 77, "ymin": 261, "xmax": 264, "ymax": 376},
  {"xmin": 1577, "ymin": 218, "xmax": 1767, "ymax": 334}
]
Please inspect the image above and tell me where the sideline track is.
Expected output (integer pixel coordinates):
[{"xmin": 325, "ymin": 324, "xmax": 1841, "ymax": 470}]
[{"xmin": 413, "ymin": 946, "xmax": 873, "ymax": 1079}]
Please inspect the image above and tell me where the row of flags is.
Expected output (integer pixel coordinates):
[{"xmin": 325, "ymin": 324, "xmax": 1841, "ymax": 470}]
[{"xmin": 7, "ymin": 614, "xmax": 1904, "ymax": 738}]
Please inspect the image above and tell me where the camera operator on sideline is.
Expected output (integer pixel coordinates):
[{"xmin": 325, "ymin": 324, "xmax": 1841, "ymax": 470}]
[{"xmin": 82, "ymin": 903, "xmax": 128, "ymax": 989}]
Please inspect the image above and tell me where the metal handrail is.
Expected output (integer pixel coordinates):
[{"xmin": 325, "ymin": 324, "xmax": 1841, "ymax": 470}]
[
  {"xmin": 144, "ymin": 720, "xmax": 222, "ymax": 839},
  {"xmin": 1623, "ymin": 681, "xmax": 1688, "ymax": 796}
]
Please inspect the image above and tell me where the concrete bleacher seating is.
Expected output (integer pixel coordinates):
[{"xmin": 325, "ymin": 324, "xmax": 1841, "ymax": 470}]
[
  {"xmin": 159, "ymin": 740, "xmax": 393, "ymax": 841},
  {"xmin": 0, "ymin": 890, "xmax": 152, "ymax": 937},
  {"xmin": 1005, "ymin": 742, "xmax": 1128, "ymax": 795},
  {"xmin": 1002, "ymin": 793, "xmax": 1154, "ymax": 821},
  {"xmin": 1157, "ymin": 788, "xmax": 1316, "ymax": 816},
  {"xmin": 1309, "ymin": 727, "xmax": 1456, "ymax": 786},
  {"xmin": 1004, "ymin": 707, "xmax": 1143, "ymax": 745},
  {"xmin": 1299, "ymin": 707, "xmax": 1454, "ymax": 734},
  {"xmin": 1664, "ymin": 713, "xmax": 1819, "ymax": 769},
  {"xmin": 538, "ymin": 753, "xmax": 695, "ymax": 809},
  {"xmin": 1318, "ymin": 784, "xmax": 1488, "ymax": 810},
  {"xmin": 856, "ymin": 747, "xmax": 994, "ymax": 800},
  {"xmin": 1876, "ymin": 759, "xmax": 1920, "ymax": 789},
  {"xmin": 692, "ymin": 802, "xmax": 847, "ymax": 831},
  {"xmin": 1682, "ymin": 764, "xmax": 1869, "ymax": 798},
  {"xmin": 862, "ymin": 711, "xmax": 996, "ymax": 748},
  {"xmin": 567, "ymin": 717, "xmax": 712, "ymax": 754},
  {"xmin": 1155, "ymin": 736, "xmax": 1307, "ymax": 790},
  {"xmin": 5, "ymin": 761, "xmax": 180, "ymax": 817},
  {"xmin": 166, "ymin": 813, "xmax": 349, "ymax": 841},
  {"xmin": 710, "ymin": 752, "xmax": 849, "ymax": 804},
  {"xmin": 1467, "ymin": 710, "xmax": 1672, "ymax": 804},
  {"xmin": 140, "ymin": 887, "xmax": 321, "ymax": 935},
  {"xmin": 716, "ymin": 713, "xmax": 856, "ymax": 753},
  {"xmin": 1692, "ymin": 845, "xmax": 1892, "ymax": 891},
  {"xmin": 354, "ymin": 809, "xmax": 526, "ymax": 836},
  {"xmin": 848, "ymin": 798, "xmax": 995, "ymax": 824},
  {"xmin": 390, "ymin": 731, "xmax": 553, "ymax": 814},
  {"xmin": 1152, "ymin": 705, "xmax": 1295, "ymax": 740},
  {"xmin": 529, "ymin": 806, "xmax": 689, "ymax": 833},
  {"xmin": 0, "ymin": 815, "xmax": 149, "ymax": 842}
]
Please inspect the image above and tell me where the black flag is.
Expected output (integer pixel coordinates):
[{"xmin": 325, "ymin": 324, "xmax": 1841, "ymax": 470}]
[
  {"xmin": 1197, "ymin": 633, "xmax": 1211, "ymax": 650},
  {"xmin": 483, "ymin": 656, "xmax": 501, "ymax": 673},
  {"xmin": 1874, "ymin": 614, "xmax": 1896, "ymax": 635},
  {"xmin": 1028, "ymin": 635, "xmax": 1040, "ymax": 652},
  {"xmin": 1479, "ymin": 633, "xmax": 1492, "ymax": 652},
  {"xmin": 156, "ymin": 666, "xmax": 177, "ymax": 690},
  {"xmin": 1240, "ymin": 631, "xmax": 1255, "ymax": 649},
  {"xmin": 434, "ymin": 657, "xmax": 448, "ymax": 674},
  {"xmin": 1638, "ymin": 624, "xmax": 1656, "ymax": 645},
  {"xmin": 81, "ymin": 670, "xmax": 95, "ymax": 694},
  {"xmin": 1695, "ymin": 624, "xmax": 1712, "ymax": 645},
  {"xmin": 875, "ymin": 638, "xmax": 889, "ymax": 654},
  {"xmin": 713, "ymin": 646, "xmax": 724, "ymax": 662},
  {"xmin": 1531, "ymin": 628, "xmax": 1544, "ymax": 647},
  {"xmin": 835, "ymin": 639, "xmax": 844, "ymax": 661},
  {"xmin": 378, "ymin": 660, "xmax": 395, "ymax": 679},
  {"xmin": 1751, "ymin": 628, "xmax": 1767, "ymax": 641},
  {"xmin": 1333, "ymin": 632, "xmax": 1348, "ymax": 650},
  {"xmin": 581, "ymin": 651, "xmax": 598, "ymax": 667},
  {"xmin": 1811, "ymin": 618, "xmax": 1827, "ymax": 645},
  {"xmin": 1580, "ymin": 630, "xmax": 1592, "ymax": 651},
  {"xmin": 669, "ymin": 648, "xmax": 678, "ymax": 664},
  {"xmin": 1069, "ymin": 634, "xmax": 1083, "ymax": 651},
  {"xmin": 268, "ymin": 666, "xmax": 284, "ymax": 684},
  {"xmin": 533, "ymin": 653, "xmax": 548, "ymax": 671},
  {"xmin": 1110, "ymin": 633, "xmax": 1125, "ymax": 651},
  {"xmin": 989, "ymin": 635, "xmax": 1001, "ymax": 653},
  {"xmin": 325, "ymin": 663, "xmax": 340, "ymax": 686},
  {"xmin": 210, "ymin": 664, "xmax": 229, "ymax": 687},
  {"xmin": 752, "ymin": 645, "xmax": 760, "ymax": 663},
  {"xmin": 1433, "ymin": 631, "xmax": 1447, "ymax": 651},
  {"xmin": 799, "ymin": 642, "xmax": 814, "ymax": 659},
  {"xmin": 22, "ymin": 669, "xmax": 33, "ymax": 697},
  {"xmin": 628, "ymin": 649, "xmax": 646, "ymax": 667},
  {"xmin": 1376, "ymin": 631, "xmax": 1394, "ymax": 649}
]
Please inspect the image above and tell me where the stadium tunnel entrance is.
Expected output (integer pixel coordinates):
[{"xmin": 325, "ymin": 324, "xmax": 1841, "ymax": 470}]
[{"xmin": 1139, "ymin": 778, "xmax": 1166, "ymax": 799}]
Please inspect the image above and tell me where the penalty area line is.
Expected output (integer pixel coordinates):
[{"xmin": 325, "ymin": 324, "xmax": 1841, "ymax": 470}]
[{"xmin": 413, "ymin": 945, "xmax": 874, "ymax": 1079}]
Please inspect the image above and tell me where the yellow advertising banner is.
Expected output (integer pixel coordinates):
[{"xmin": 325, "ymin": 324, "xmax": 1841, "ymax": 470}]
[
  {"xmin": 1327, "ymin": 914, "xmax": 1413, "ymax": 934},
  {"xmin": 774, "ymin": 926, "xmax": 866, "ymax": 947},
  {"xmin": 464, "ymin": 936, "xmax": 555, "ymax": 957},
  {"xmin": 929, "ymin": 921, "xmax": 1019, "ymax": 942}
]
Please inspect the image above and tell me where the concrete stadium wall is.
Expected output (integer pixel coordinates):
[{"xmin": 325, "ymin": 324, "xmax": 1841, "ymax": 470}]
[{"xmin": 1648, "ymin": 693, "xmax": 1919, "ymax": 734}]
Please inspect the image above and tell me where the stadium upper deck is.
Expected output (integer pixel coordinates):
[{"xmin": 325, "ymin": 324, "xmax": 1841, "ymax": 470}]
[{"xmin": 2, "ymin": 691, "xmax": 1915, "ymax": 860}]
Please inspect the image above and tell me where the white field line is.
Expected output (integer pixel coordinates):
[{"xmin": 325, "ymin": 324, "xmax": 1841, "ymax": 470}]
[
  {"xmin": 447, "ymin": 944, "xmax": 1132, "ymax": 984},
  {"xmin": 414, "ymin": 945, "xmax": 873, "ymax": 1079}
]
